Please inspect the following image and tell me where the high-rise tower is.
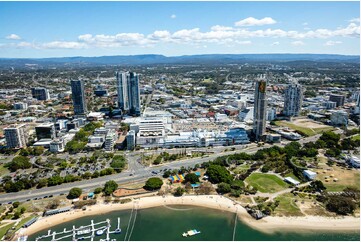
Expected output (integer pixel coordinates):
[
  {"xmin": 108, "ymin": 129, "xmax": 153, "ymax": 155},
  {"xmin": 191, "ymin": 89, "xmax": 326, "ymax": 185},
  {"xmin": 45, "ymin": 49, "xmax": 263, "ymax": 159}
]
[
  {"xmin": 71, "ymin": 80, "xmax": 87, "ymax": 115},
  {"xmin": 116, "ymin": 71, "xmax": 141, "ymax": 116},
  {"xmin": 253, "ymin": 80, "xmax": 267, "ymax": 141},
  {"xmin": 284, "ymin": 83, "xmax": 303, "ymax": 116}
]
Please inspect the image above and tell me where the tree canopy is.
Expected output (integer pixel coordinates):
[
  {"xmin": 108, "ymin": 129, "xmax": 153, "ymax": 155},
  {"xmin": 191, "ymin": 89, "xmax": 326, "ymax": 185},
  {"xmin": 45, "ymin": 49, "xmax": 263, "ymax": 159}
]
[
  {"xmin": 103, "ymin": 180, "xmax": 118, "ymax": 196},
  {"xmin": 68, "ymin": 187, "xmax": 82, "ymax": 199},
  {"xmin": 206, "ymin": 164, "xmax": 233, "ymax": 184},
  {"xmin": 144, "ymin": 177, "xmax": 163, "ymax": 190},
  {"xmin": 5, "ymin": 156, "xmax": 32, "ymax": 172},
  {"xmin": 184, "ymin": 173, "xmax": 199, "ymax": 184}
]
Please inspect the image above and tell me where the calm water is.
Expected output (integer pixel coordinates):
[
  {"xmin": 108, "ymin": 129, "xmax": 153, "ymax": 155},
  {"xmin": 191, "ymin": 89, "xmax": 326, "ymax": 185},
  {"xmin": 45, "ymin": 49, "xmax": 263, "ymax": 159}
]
[{"xmin": 29, "ymin": 205, "xmax": 360, "ymax": 241}]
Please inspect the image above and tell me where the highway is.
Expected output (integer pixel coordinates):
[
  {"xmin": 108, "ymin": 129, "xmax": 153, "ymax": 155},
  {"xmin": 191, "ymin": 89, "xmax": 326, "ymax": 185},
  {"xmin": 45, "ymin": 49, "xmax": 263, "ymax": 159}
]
[{"xmin": 0, "ymin": 135, "xmax": 322, "ymax": 204}]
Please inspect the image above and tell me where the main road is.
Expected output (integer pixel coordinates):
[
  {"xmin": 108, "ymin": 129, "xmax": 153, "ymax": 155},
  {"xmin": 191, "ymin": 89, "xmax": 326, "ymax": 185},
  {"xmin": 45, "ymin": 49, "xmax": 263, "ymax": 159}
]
[{"xmin": 0, "ymin": 135, "xmax": 321, "ymax": 204}]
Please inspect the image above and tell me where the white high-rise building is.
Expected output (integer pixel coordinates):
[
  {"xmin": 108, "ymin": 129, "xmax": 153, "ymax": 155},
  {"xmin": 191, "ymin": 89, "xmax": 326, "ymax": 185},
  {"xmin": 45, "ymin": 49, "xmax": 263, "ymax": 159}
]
[
  {"xmin": 284, "ymin": 83, "xmax": 303, "ymax": 116},
  {"xmin": 116, "ymin": 71, "xmax": 141, "ymax": 116},
  {"xmin": 4, "ymin": 124, "xmax": 28, "ymax": 149},
  {"xmin": 253, "ymin": 80, "xmax": 267, "ymax": 141}
]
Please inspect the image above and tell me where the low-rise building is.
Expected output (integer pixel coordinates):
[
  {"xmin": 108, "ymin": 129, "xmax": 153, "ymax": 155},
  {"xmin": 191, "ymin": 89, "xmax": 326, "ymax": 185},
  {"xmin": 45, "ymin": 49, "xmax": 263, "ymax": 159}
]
[
  {"xmin": 330, "ymin": 110, "xmax": 348, "ymax": 126},
  {"xmin": 303, "ymin": 170, "xmax": 317, "ymax": 180},
  {"xmin": 49, "ymin": 139, "xmax": 65, "ymax": 153}
]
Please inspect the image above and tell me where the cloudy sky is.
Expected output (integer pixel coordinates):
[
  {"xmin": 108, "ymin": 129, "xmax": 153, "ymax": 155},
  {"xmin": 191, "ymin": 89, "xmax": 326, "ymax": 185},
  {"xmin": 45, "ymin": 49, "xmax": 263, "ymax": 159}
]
[{"xmin": 0, "ymin": 1, "xmax": 359, "ymax": 58}]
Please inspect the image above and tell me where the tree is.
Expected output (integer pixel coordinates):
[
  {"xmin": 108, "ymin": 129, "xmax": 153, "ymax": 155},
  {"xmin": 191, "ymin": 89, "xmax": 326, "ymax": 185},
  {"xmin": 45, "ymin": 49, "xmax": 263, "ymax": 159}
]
[
  {"xmin": 94, "ymin": 187, "xmax": 103, "ymax": 194},
  {"xmin": 47, "ymin": 175, "xmax": 64, "ymax": 186},
  {"xmin": 46, "ymin": 198, "xmax": 60, "ymax": 209},
  {"xmin": 163, "ymin": 170, "xmax": 171, "ymax": 178},
  {"xmin": 144, "ymin": 177, "xmax": 163, "ymax": 191},
  {"xmin": 205, "ymin": 165, "xmax": 233, "ymax": 184},
  {"xmin": 197, "ymin": 182, "xmax": 214, "ymax": 195},
  {"xmin": 20, "ymin": 207, "xmax": 26, "ymax": 214},
  {"xmin": 37, "ymin": 178, "xmax": 48, "ymax": 188},
  {"xmin": 319, "ymin": 131, "xmax": 340, "ymax": 148},
  {"xmin": 174, "ymin": 187, "xmax": 185, "ymax": 197},
  {"xmin": 230, "ymin": 180, "xmax": 245, "ymax": 190},
  {"xmin": 110, "ymin": 155, "xmax": 126, "ymax": 173},
  {"xmin": 68, "ymin": 187, "xmax": 82, "ymax": 199},
  {"xmin": 12, "ymin": 201, "xmax": 20, "ymax": 208},
  {"xmin": 5, "ymin": 156, "xmax": 32, "ymax": 172},
  {"xmin": 310, "ymin": 180, "xmax": 326, "ymax": 192},
  {"xmin": 13, "ymin": 211, "xmax": 21, "ymax": 219},
  {"xmin": 184, "ymin": 173, "xmax": 199, "ymax": 184},
  {"xmin": 216, "ymin": 182, "xmax": 231, "ymax": 194},
  {"xmin": 326, "ymin": 196, "xmax": 356, "ymax": 215},
  {"xmin": 103, "ymin": 180, "xmax": 118, "ymax": 196}
]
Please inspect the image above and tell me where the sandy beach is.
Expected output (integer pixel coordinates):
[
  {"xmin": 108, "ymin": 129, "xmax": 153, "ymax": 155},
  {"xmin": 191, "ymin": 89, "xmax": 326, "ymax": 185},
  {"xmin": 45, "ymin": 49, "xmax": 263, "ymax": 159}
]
[{"xmin": 22, "ymin": 194, "xmax": 360, "ymax": 237}]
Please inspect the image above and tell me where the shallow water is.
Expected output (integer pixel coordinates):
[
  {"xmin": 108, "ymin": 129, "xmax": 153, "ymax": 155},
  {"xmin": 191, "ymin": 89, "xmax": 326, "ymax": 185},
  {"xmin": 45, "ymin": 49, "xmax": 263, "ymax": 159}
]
[{"xmin": 29, "ymin": 205, "xmax": 360, "ymax": 241}]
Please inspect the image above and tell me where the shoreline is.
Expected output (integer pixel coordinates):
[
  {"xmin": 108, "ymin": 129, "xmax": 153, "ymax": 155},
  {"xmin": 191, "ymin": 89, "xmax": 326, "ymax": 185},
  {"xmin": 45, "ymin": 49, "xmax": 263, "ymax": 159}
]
[{"xmin": 21, "ymin": 195, "xmax": 360, "ymax": 237}]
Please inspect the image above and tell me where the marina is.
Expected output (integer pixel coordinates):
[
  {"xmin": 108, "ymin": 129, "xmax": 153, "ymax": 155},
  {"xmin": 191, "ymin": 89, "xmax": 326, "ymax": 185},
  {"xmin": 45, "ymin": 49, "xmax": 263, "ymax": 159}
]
[
  {"xmin": 28, "ymin": 206, "xmax": 360, "ymax": 241},
  {"xmin": 34, "ymin": 218, "xmax": 122, "ymax": 241}
]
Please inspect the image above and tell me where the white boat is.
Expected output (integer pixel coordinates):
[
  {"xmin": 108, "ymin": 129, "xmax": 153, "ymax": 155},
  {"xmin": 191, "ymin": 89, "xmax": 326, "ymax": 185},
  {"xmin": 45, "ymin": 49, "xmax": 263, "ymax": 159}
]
[
  {"xmin": 182, "ymin": 229, "xmax": 201, "ymax": 237},
  {"xmin": 96, "ymin": 230, "xmax": 104, "ymax": 236}
]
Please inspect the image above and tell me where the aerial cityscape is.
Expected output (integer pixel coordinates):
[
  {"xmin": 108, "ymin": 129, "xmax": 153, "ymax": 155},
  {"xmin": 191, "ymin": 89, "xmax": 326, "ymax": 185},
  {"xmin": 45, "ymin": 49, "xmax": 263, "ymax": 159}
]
[{"xmin": 0, "ymin": 1, "xmax": 360, "ymax": 241}]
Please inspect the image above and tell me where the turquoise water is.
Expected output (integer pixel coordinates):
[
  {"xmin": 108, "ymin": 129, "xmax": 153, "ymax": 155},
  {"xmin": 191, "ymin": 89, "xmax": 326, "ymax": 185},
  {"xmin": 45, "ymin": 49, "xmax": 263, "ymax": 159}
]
[{"xmin": 29, "ymin": 205, "xmax": 360, "ymax": 241}]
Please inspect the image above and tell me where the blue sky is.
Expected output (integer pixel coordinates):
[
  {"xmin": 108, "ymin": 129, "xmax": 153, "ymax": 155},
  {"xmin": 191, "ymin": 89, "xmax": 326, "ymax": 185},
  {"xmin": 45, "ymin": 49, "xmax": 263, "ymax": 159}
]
[{"xmin": 0, "ymin": 1, "xmax": 359, "ymax": 58}]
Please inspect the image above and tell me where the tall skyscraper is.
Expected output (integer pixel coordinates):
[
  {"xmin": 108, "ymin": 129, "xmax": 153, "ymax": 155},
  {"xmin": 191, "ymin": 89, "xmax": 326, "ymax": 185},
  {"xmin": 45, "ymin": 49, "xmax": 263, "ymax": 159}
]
[
  {"xmin": 4, "ymin": 124, "xmax": 28, "ymax": 149},
  {"xmin": 31, "ymin": 87, "xmax": 50, "ymax": 101},
  {"xmin": 116, "ymin": 71, "xmax": 141, "ymax": 116},
  {"xmin": 284, "ymin": 83, "xmax": 303, "ymax": 116},
  {"xmin": 253, "ymin": 80, "xmax": 267, "ymax": 141},
  {"xmin": 71, "ymin": 80, "xmax": 87, "ymax": 115}
]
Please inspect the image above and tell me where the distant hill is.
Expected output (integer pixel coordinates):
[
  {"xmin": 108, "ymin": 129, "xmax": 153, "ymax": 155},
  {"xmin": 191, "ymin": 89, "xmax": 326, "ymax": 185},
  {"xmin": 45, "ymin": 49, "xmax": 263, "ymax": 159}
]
[{"xmin": 0, "ymin": 54, "xmax": 359, "ymax": 68}]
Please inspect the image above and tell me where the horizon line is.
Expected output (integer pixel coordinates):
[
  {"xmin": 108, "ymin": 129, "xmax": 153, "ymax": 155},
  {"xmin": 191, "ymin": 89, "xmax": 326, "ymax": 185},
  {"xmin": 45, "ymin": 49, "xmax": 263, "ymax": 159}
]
[{"xmin": 0, "ymin": 53, "xmax": 360, "ymax": 59}]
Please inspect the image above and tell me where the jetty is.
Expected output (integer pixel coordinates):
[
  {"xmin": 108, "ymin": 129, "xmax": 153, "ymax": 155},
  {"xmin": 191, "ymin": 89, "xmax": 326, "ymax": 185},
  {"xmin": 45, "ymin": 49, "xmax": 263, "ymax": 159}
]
[{"xmin": 35, "ymin": 218, "xmax": 121, "ymax": 241}]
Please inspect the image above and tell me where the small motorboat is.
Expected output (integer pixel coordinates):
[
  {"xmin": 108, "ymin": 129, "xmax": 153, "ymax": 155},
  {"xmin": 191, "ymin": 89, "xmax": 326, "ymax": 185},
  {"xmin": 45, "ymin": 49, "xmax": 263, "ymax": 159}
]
[{"xmin": 96, "ymin": 230, "xmax": 104, "ymax": 236}]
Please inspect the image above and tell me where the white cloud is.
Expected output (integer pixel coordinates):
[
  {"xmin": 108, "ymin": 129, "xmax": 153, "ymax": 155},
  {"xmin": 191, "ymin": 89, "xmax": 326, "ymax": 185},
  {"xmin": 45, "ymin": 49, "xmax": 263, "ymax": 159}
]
[
  {"xmin": 42, "ymin": 41, "xmax": 88, "ymax": 49},
  {"xmin": 6, "ymin": 34, "xmax": 21, "ymax": 40},
  {"xmin": 171, "ymin": 14, "xmax": 176, "ymax": 19},
  {"xmin": 148, "ymin": 30, "xmax": 171, "ymax": 41},
  {"xmin": 291, "ymin": 41, "xmax": 305, "ymax": 46},
  {"xmin": 235, "ymin": 17, "xmax": 277, "ymax": 27},
  {"xmin": 325, "ymin": 40, "xmax": 342, "ymax": 46},
  {"xmin": 235, "ymin": 40, "xmax": 252, "ymax": 45},
  {"xmin": 17, "ymin": 42, "xmax": 32, "ymax": 48},
  {"xmin": 349, "ymin": 18, "xmax": 360, "ymax": 23},
  {"xmin": 302, "ymin": 22, "xmax": 308, "ymax": 26},
  {"xmin": 210, "ymin": 25, "xmax": 233, "ymax": 31},
  {"xmin": 2, "ymin": 18, "xmax": 359, "ymax": 50}
]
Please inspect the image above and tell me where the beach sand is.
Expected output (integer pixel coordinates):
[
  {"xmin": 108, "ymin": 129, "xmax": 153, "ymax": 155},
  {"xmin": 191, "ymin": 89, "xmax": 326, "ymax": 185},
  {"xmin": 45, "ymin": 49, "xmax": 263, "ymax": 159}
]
[{"xmin": 22, "ymin": 194, "xmax": 360, "ymax": 237}]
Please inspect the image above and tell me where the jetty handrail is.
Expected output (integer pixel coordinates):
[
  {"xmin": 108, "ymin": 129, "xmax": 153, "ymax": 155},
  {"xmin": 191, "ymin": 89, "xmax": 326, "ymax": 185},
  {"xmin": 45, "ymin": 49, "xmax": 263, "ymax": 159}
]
[
  {"xmin": 127, "ymin": 204, "xmax": 139, "ymax": 241},
  {"xmin": 124, "ymin": 202, "xmax": 135, "ymax": 241}
]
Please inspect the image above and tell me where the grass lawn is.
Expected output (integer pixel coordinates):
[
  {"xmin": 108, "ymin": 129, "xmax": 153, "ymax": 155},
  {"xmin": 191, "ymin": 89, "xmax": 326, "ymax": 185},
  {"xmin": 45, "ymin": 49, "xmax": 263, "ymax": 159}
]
[
  {"xmin": 351, "ymin": 134, "xmax": 360, "ymax": 141},
  {"xmin": 315, "ymin": 165, "xmax": 360, "ymax": 192},
  {"xmin": 275, "ymin": 121, "xmax": 333, "ymax": 137},
  {"xmin": 0, "ymin": 222, "xmax": 15, "ymax": 239},
  {"xmin": 245, "ymin": 173, "xmax": 289, "ymax": 193},
  {"xmin": 0, "ymin": 164, "xmax": 9, "ymax": 176},
  {"xmin": 233, "ymin": 164, "xmax": 250, "ymax": 174},
  {"xmin": 274, "ymin": 193, "xmax": 304, "ymax": 217}
]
